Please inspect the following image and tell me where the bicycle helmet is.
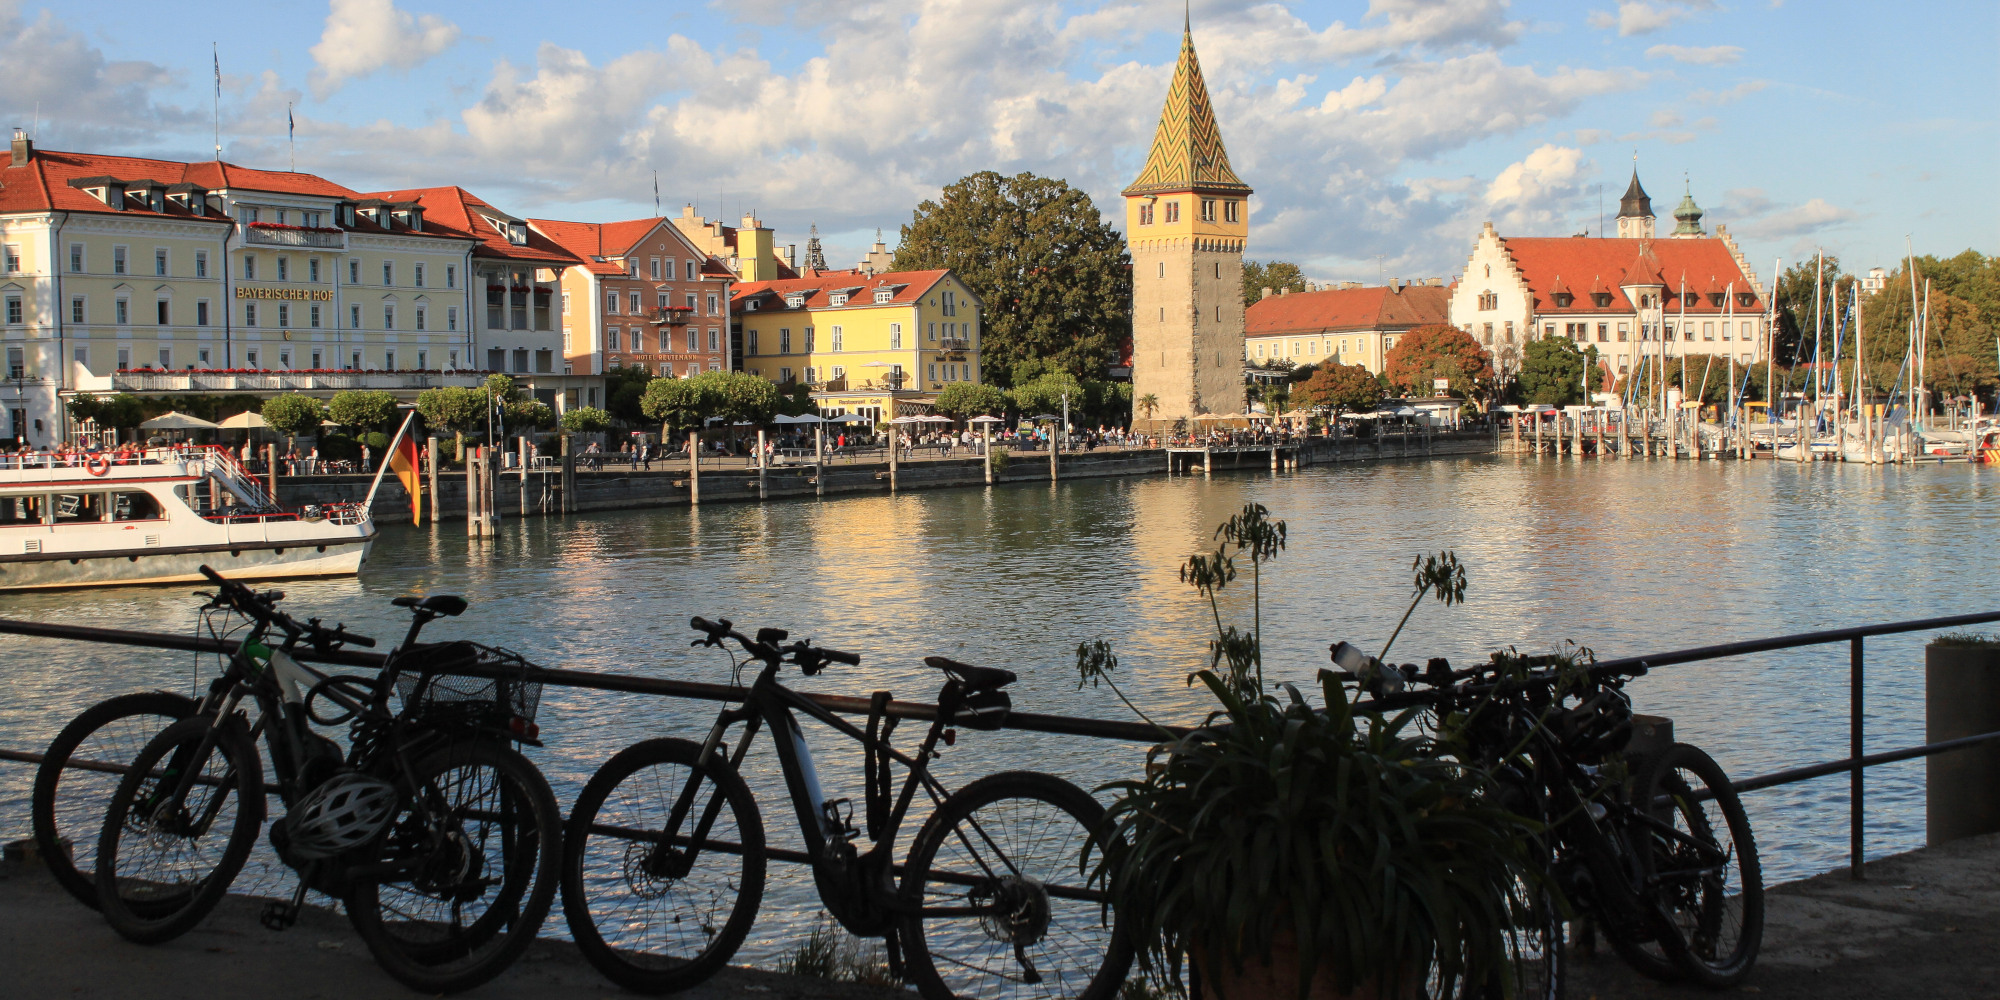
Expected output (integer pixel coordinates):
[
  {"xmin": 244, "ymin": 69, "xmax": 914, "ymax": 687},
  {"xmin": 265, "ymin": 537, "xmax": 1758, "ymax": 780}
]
[{"xmin": 284, "ymin": 772, "xmax": 398, "ymax": 860}]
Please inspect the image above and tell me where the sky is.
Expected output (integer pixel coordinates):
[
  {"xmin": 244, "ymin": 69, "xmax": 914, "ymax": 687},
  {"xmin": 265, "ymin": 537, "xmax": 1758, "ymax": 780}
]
[{"xmin": 4, "ymin": 0, "xmax": 1994, "ymax": 287}]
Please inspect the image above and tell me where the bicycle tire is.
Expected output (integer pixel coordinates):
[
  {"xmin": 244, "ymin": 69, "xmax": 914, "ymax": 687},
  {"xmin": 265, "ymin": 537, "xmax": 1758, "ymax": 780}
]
[
  {"xmin": 94, "ymin": 714, "xmax": 265, "ymax": 944},
  {"xmin": 32, "ymin": 690, "xmax": 197, "ymax": 910},
  {"xmin": 561, "ymin": 737, "xmax": 767, "ymax": 994},
  {"xmin": 1635, "ymin": 743, "xmax": 1763, "ymax": 988},
  {"xmin": 898, "ymin": 770, "xmax": 1132, "ymax": 1000},
  {"xmin": 344, "ymin": 739, "xmax": 561, "ymax": 994}
]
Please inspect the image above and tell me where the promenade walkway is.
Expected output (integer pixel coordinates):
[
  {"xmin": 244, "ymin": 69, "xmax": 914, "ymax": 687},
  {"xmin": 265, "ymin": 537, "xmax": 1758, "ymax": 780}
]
[
  {"xmin": 13, "ymin": 828, "xmax": 1987, "ymax": 997},
  {"xmin": 1571, "ymin": 830, "xmax": 2000, "ymax": 999}
]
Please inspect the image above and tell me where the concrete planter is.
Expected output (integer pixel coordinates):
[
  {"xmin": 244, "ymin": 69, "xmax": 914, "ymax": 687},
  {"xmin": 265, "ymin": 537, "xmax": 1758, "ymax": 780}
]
[{"xmin": 1926, "ymin": 641, "xmax": 2000, "ymax": 846}]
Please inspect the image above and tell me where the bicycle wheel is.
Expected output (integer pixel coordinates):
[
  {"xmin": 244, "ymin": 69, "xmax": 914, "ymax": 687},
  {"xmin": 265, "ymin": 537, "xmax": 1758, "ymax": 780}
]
[
  {"xmin": 1635, "ymin": 743, "xmax": 1763, "ymax": 988},
  {"xmin": 561, "ymin": 738, "xmax": 766, "ymax": 994},
  {"xmin": 32, "ymin": 690, "xmax": 197, "ymax": 909},
  {"xmin": 899, "ymin": 771, "xmax": 1131, "ymax": 1000},
  {"xmin": 344, "ymin": 739, "xmax": 561, "ymax": 994},
  {"xmin": 94, "ymin": 714, "xmax": 265, "ymax": 944}
]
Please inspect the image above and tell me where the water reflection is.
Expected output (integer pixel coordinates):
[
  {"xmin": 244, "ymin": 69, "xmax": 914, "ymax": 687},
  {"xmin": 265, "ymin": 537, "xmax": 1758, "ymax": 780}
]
[{"xmin": 1, "ymin": 456, "xmax": 1994, "ymax": 960}]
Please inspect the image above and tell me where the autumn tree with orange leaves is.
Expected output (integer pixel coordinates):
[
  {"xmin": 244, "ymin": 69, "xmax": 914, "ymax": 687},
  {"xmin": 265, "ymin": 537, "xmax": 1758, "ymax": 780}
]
[{"xmin": 1382, "ymin": 325, "xmax": 1494, "ymax": 399}]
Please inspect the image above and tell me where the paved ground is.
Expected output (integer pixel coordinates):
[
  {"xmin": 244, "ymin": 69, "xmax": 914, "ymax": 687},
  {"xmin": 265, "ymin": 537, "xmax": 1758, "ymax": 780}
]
[
  {"xmin": 0, "ymin": 852, "xmax": 901, "ymax": 1000},
  {"xmin": 1569, "ymin": 831, "xmax": 2000, "ymax": 1000},
  {"xmin": 7, "ymin": 833, "xmax": 1996, "ymax": 998}
]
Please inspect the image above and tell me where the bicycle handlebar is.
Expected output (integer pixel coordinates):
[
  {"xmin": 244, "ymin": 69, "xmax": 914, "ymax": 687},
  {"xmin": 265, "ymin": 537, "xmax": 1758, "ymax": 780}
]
[
  {"xmin": 689, "ymin": 616, "xmax": 859, "ymax": 673},
  {"xmin": 196, "ymin": 563, "xmax": 376, "ymax": 651}
]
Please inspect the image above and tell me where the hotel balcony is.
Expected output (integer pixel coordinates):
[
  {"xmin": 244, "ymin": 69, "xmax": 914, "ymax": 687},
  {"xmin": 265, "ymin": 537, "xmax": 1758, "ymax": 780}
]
[
  {"xmin": 77, "ymin": 369, "xmax": 489, "ymax": 395},
  {"xmin": 648, "ymin": 307, "xmax": 695, "ymax": 327},
  {"xmin": 938, "ymin": 337, "xmax": 972, "ymax": 352},
  {"xmin": 243, "ymin": 224, "xmax": 347, "ymax": 250}
]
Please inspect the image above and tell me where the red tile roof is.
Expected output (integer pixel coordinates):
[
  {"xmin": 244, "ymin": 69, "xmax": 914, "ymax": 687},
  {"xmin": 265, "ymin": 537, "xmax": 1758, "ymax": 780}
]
[
  {"xmin": 1501, "ymin": 237, "xmax": 1760, "ymax": 315},
  {"xmin": 369, "ymin": 186, "xmax": 581, "ymax": 266},
  {"xmin": 0, "ymin": 148, "xmax": 273, "ymax": 221},
  {"xmin": 1245, "ymin": 285, "xmax": 1450, "ymax": 336},
  {"xmin": 529, "ymin": 217, "xmax": 727, "ymax": 280},
  {"xmin": 732, "ymin": 269, "xmax": 949, "ymax": 310}
]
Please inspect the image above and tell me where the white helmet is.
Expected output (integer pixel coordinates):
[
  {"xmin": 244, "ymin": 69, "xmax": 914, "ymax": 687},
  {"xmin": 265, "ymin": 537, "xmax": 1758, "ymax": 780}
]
[{"xmin": 285, "ymin": 772, "xmax": 398, "ymax": 859}]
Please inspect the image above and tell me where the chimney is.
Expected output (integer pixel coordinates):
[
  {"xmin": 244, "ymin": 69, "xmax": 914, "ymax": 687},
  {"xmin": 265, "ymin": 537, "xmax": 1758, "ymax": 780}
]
[
  {"xmin": 10, "ymin": 128, "xmax": 30, "ymax": 167},
  {"xmin": 1428, "ymin": 277, "xmax": 1443, "ymax": 287},
  {"xmin": 1391, "ymin": 277, "xmax": 1401, "ymax": 294},
  {"xmin": 1261, "ymin": 287, "xmax": 1274, "ymax": 300}
]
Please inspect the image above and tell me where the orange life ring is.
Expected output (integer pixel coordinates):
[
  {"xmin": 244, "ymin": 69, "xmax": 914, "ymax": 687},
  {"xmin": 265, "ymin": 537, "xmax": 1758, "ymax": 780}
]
[{"xmin": 85, "ymin": 454, "xmax": 111, "ymax": 477}]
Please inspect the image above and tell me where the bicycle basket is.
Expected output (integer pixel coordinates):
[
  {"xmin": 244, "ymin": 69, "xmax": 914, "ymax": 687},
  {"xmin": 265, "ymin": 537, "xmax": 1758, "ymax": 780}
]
[{"xmin": 393, "ymin": 640, "xmax": 543, "ymax": 737}]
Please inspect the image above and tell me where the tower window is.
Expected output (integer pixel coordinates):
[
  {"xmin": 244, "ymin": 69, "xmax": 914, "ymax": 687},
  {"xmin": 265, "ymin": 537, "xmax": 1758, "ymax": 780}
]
[
  {"xmin": 1138, "ymin": 204, "xmax": 1154, "ymax": 226},
  {"xmin": 1223, "ymin": 201, "xmax": 1240, "ymax": 223},
  {"xmin": 1164, "ymin": 201, "xmax": 1180, "ymax": 224},
  {"xmin": 1200, "ymin": 199, "xmax": 1216, "ymax": 222},
  {"xmin": 1157, "ymin": 262, "xmax": 1165, "ymax": 278}
]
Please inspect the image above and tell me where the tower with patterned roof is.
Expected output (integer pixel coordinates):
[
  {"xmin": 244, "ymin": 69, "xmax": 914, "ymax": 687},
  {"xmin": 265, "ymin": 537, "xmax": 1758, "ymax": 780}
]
[{"xmin": 1124, "ymin": 17, "xmax": 1252, "ymax": 422}]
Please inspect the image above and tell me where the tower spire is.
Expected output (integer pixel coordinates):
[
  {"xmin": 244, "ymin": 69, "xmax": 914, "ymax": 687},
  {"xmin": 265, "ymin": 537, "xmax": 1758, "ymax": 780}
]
[{"xmin": 1123, "ymin": 22, "xmax": 1250, "ymax": 197}]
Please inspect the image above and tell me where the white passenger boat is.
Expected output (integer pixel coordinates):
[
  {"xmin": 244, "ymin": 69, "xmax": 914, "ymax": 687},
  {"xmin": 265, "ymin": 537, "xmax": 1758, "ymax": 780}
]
[{"xmin": 0, "ymin": 446, "xmax": 374, "ymax": 590}]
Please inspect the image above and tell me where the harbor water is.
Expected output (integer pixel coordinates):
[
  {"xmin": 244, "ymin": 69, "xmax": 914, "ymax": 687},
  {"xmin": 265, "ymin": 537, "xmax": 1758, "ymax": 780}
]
[{"xmin": 3, "ymin": 454, "xmax": 1996, "ymax": 962}]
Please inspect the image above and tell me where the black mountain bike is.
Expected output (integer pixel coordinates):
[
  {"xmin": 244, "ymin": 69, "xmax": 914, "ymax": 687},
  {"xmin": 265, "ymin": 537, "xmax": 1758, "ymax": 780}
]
[
  {"xmin": 561, "ymin": 616, "xmax": 1133, "ymax": 999},
  {"xmin": 1351, "ymin": 647, "xmax": 1762, "ymax": 997},
  {"xmin": 33, "ymin": 689, "xmax": 198, "ymax": 910},
  {"xmin": 93, "ymin": 566, "xmax": 562, "ymax": 994}
]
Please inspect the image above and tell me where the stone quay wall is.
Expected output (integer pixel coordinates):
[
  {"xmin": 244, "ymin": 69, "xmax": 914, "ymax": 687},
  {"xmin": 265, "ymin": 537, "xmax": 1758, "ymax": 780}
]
[{"xmin": 271, "ymin": 429, "xmax": 1497, "ymax": 526}]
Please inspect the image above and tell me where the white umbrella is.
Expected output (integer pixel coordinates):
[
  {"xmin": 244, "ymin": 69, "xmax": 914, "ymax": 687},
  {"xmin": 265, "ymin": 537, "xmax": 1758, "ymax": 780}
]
[
  {"xmin": 828, "ymin": 413, "xmax": 870, "ymax": 423},
  {"xmin": 968, "ymin": 415, "xmax": 1005, "ymax": 424},
  {"xmin": 140, "ymin": 411, "xmax": 220, "ymax": 430},
  {"xmin": 918, "ymin": 414, "xmax": 954, "ymax": 423},
  {"xmin": 889, "ymin": 415, "xmax": 927, "ymax": 424},
  {"xmin": 772, "ymin": 413, "xmax": 824, "ymax": 424},
  {"xmin": 217, "ymin": 411, "xmax": 267, "ymax": 430}
]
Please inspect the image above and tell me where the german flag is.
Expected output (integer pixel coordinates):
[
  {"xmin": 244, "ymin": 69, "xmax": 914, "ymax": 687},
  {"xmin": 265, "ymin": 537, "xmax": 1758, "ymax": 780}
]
[{"xmin": 389, "ymin": 431, "xmax": 423, "ymax": 525}]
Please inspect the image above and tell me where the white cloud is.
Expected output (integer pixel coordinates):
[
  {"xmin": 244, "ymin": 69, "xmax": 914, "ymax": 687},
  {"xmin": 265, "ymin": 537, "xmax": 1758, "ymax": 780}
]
[
  {"xmin": 1646, "ymin": 44, "xmax": 1742, "ymax": 65},
  {"xmin": 1483, "ymin": 145, "xmax": 1589, "ymax": 233},
  {"xmin": 0, "ymin": 1, "xmax": 187, "ymax": 146},
  {"xmin": 1587, "ymin": 1, "xmax": 1712, "ymax": 37},
  {"xmin": 1739, "ymin": 197, "xmax": 1856, "ymax": 240},
  {"xmin": 1690, "ymin": 80, "xmax": 1767, "ymax": 105},
  {"xmin": 307, "ymin": 0, "xmax": 460, "ymax": 99}
]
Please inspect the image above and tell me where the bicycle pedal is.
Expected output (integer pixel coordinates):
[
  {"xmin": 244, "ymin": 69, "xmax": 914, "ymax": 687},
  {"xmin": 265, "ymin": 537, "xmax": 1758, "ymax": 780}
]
[{"xmin": 259, "ymin": 901, "xmax": 299, "ymax": 931}]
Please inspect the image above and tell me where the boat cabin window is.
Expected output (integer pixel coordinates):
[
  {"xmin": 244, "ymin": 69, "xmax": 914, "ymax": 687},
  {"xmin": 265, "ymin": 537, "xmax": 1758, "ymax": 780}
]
[
  {"xmin": 112, "ymin": 491, "xmax": 163, "ymax": 521},
  {"xmin": 0, "ymin": 495, "xmax": 43, "ymax": 525},
  {"xmin": 53, "ymin": 493, "xmax": 107, "ymax": 523}
]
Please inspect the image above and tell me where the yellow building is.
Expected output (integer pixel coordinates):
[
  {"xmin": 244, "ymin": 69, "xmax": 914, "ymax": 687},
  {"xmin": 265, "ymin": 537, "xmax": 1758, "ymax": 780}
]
[
  {"xmin": 1124, "ymin": 19, "xmax": 1252, "ymax": 423},
  {"xmin": 731, "ymin": 269, "xmax": 982, "ymax": 424}
]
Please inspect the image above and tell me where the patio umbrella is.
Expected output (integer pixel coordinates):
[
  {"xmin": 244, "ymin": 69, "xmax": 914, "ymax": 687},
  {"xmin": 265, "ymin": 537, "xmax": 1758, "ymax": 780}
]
[
  {"xmin": 827, "ymin": 413, "xmax": 870, "ymax": 423},
  {"xmin": 968, "ymin": 415, "xmax": 1005, "ymax": 424},
  {"xmin": 140, "ymin": 411, "xmax": 220, "ymax": 430},
  {"xmin": 918, "ymin": 414, "xmax": 955, "ymax": 423},
  {"xmin": 772, "ymin": 413, "xmax": 824, "ymax": 424},
  {"xmin": 888, "ymin": 415, "xmax": 927, "ymax": 424},
  {"xmin": 216, "ymin": 411, "xmax": 267, "ymax": 430},
  {"xmin": 1028, "ymin": 413, "xmax": 1061, "ymax": 422}
]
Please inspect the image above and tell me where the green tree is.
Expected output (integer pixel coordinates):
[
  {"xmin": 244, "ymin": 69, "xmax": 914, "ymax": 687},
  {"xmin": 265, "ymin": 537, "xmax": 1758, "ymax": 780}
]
[
  {"xmin": 1383, "ymin": 325, "xmax": 1494, "ymax": 398},
  {"xmin": 505, "ymin": 400, "xmax": 557, "ymax": 431},
  {"xmin": 893, "ymin": 170, "xmax": 1131, "ymax": 386},
  {"xmin": 1135, "ymin": 393, "xmax": 1160, "ymax": 421},
  {"xmin": 65, "ymin": 392, "xmax": 102, "ymax": 426},
  {"xmin": 603, "ymin": 365, "xmax": 654, "ymax": 425},
  {"xmin": 560, "ymin": 406, "xmax": 612, "ymax": 433},
  {"xmin": 1857, "ymin": 253, "xmax": 1998, "ymax": 402},
  {"xmin": 1241, "ymin": 260, "xmax": 1308, "ymax": 306},
  {"xmin": 1770, "ymin": 256, "xmax": 1847, "ymax": 366},
  {"xmin": 1010, "ymin": 371, "xmax": 1085, "ymax": 417},
  {"xmin": 1294, "ymin": 361, "xmax": 1381, "ymax": 416},
  {"xmin": 641, "ymin": 375, "xmax": 714, "ymax": 435},
  {"xmin": 326, "ymin": 390, "xmax": 400, "ymax": 433},
  {"xmin": 484, "ymin": 372, "xmax": 521, "ymax": 402},
  {"xmin": 774, "ymin": 381, "xmax": 817, "ymax": 418},
  {"xmin": 1515, "ymin": 338, "xmax": 1604, "ymax": 406},
  {"xmin": 932, "ymin": 381, "xmax": 1010, "ymax": 419},
  {"xmin": 706, "ymin": 371, "xmax": 781, "ymax": 424},
  {"xmin": 261, "ymin": 393, "xmax": 326, "ymax": 440},
  {"xmin": 415, "ymin": 386, "xmax": 486, "ymax": 460}
]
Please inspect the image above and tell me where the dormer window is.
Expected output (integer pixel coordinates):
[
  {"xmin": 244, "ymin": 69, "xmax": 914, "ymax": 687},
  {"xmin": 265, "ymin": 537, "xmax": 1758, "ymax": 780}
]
[
  {"xmin": 874, "ymin": 288, "xmax": 893, "ymax": 303},
  {"xmin": 785, "ymin": 293, "xmax": 805, "ymax": 308},
  {"xmin": 1551, "ymin": 292, "xmax": 1573, "ymax": 308},
  {"xmin": 507, "ymin": 223, "xmax": 527, "ymax": 246},
  {"xmin": 1737, "ymin": 292, "xmax": 1757, "ymax": 308},
  {"xmin": 745, "ymin": 300, "xmax": 759, "ymax": 311},
  {"xmin": 1708, "ymin": 292, "xmax": 1725, "ymax": 307},
  {"xmin": 829, "ymin": 293, "xmax": 848, "ymax": 307},
  {"xmin": 1591, "ymin": 292, "xmax": 1613, "ymax": 308}
]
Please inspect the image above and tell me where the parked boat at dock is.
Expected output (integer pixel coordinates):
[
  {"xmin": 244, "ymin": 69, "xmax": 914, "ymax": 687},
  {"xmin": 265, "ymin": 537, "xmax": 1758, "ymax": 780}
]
[{"xmin": 0, "ymin": 446, "xmax": 373, "ymax": 590}]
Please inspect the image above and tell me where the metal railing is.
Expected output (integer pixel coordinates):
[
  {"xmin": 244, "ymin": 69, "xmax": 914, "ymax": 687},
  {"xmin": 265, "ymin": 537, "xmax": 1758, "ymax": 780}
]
[
  {"xmin": 86, "ymin": 370, "xmax": 489, "ymax": 394},
  {"xmin": 4, "ymin": 610, "xmax": 1998, "ymax": 882},
  {"xmin": 243, "ymin": 227, "xmax": 345, "ymax": 250}
]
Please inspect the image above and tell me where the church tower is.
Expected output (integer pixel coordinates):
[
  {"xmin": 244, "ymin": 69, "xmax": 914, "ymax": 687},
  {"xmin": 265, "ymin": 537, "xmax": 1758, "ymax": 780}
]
[
  {"xmin": 1615, "ymin": 165, "xmax": 1655, "ymax": 239},
  {"xmin": 1125, "ymin": 19, "xmax": 1252, "ymax": 423}
]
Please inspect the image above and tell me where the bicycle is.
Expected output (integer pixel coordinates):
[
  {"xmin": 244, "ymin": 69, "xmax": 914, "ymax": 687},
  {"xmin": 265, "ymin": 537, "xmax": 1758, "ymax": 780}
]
[
  {"xmin": 93, "ymin": 565, "xmax": 562, "ymax": 994},
  {"xmin": 561, "ymin": 616, "xmax": 1133, "ymax": 999},
  {"xmin": 32, "ymin": 690, "xmax": 198, "ymax": 909},
  {"xmin": 1342, "ymin": 644, "xmax": 1762, "ymax": 997}
]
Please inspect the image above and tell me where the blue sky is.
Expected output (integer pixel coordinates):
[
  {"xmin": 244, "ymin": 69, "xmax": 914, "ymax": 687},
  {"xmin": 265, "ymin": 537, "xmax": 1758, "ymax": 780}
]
[{"xmin": 5, "ymin": 0, "xmax": 1992, "ymax": 287}]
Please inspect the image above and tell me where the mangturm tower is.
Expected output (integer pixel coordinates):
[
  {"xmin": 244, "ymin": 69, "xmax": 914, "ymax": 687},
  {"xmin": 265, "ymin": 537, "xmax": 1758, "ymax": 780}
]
[{"xmin": 1125, "ymin": 18, "xmax": 1252, "ymax": 423}]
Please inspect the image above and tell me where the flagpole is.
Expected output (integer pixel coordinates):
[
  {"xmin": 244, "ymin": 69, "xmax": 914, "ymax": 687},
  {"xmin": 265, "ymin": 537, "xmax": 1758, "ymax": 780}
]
[
  {"xmin": 287, "ymin": 103, "xmax": 295, "ymax": 172},
  {"xmin": 212, "ymin": 43, "xmax": 222, "ymax": 161},
  {"xmin": 363, "ymin": 409, "xmax": 418, "ymax": 512}
]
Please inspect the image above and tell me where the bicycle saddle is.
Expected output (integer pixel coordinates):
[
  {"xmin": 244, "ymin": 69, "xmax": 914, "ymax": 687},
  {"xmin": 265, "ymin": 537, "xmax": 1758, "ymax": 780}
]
[
  {"xmin": 923, "ymin": 656, "xmax": 1016, "ymax": 692},
  {"xmin": 392, "ymin": 595, "xmax": 468, "ymax": 617}
]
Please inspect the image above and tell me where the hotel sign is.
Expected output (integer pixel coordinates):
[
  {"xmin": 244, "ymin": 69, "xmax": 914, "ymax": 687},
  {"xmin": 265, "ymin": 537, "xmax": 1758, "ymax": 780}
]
[{"xmin": 235, "ymin": 286, "xmax": 334, "ymax": 301}]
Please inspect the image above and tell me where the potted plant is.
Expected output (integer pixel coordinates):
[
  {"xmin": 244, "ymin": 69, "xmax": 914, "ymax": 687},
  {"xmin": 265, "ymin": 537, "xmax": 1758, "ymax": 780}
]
[{"xmin": 1080, "ymin": 504, "xmax": 1544, "ymax": 999}]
